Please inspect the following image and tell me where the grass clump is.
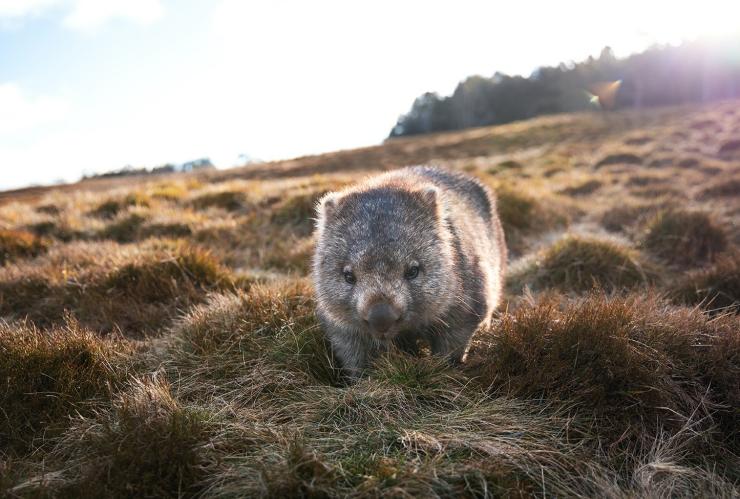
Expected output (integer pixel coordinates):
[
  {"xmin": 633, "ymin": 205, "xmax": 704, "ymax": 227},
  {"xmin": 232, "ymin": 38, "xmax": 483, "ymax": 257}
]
[
  {"xmin": 600, "ymin": 201, "xmax": 672, "ymax": 233},
  {"xmin": 559, "ymin": 179, "xmax": 602, "ymax": 196},
  {"xmin": 98, "ymin": 212, "xmax": 147, "ymax": 242},
  {"xmin": 509, "ymin": 235, "xmax": 653, "ymax": 293},
  {"xmin": 99, "ymin": 214, "xmax": 192, "ymax": 242},
  {"xmin": 642, "ymin": 209, "xmax": 727, "ymax": 266},
  {"xmin": 699, "ymin": 177, "xmax": 740, "ymax": 199},
  {"xmin": 0, "ymin": 243, "xmax": 235, "ymax": 335},
  {"xmin": 26, "ymin": 219, "xmax": 83, "ymax": 242},
  {"xmin": 149, "ymin": 183, "xmax": 187, "ymax": 201},
  {"xmin": 670, "ymin": 252, "xmax": 740, "ymax": 312},
  {"xmin": 0, "ymin": 228, "xmax": 48, "ymax": 265},
  {"xmin": 166, "ymin": 280, "xmax": 336, "ymax": 399},
  {"xmin": 494, "ymin": 185, "xmax": 568, "ymax": 256},
  {"xmin": 486, "ymin": 159, "xmax": 523, "ymax": 174},
  {"xmin": 51, "ymin": 378, "xmax": 214, "ymax": 498},
  {"xmin": 191, "ymin": 190, "xmax": 247, "ymax": 211},
  {"xmin": 270, "ymin": 189, "xmax": 329, "ymax": 236},
  {"xmin": 0, "ymin": 320, "xmax": 129, "ymax": 453},
  {"xmin": 101, "ymin": 245, "xmax": 233, "ymax": 305},
  {"xmin": 718, "ymin": 138, "xmax": 740, "ymax": 156},
  {"xmin": 468, "ymin": 293, "xmax": 740, "ymax": 448},
  {"xmin": 90, "ymin": 192, "xmax": 150, "ymax": 219},
  {"xmin": 594, "ymin": 151, "xmax": 642, "ymax": 168},
  {"xmin": 36, "ymin": 203, "xmax": 61, "ymax": 215}
]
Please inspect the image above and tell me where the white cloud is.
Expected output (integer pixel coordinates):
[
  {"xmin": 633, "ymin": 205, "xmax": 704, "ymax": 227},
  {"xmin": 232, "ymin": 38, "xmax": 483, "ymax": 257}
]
[
  {"xmin": 0, "ymin": 82, "xmax": 70, "ymax": 135},
  {"xmin": 63, "ymin": 0, "xmax": 163, "ymax": 31},
  {"xmin": 0, "ymin": 0, "xmax": 60, "ymax": 18},
  {"xmin": 0, "ymin": 0, "xmax": 163, "ymax": 30}
]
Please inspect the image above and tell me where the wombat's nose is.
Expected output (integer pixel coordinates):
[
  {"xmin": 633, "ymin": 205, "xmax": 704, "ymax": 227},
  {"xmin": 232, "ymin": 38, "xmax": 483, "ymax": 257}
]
[{"xmin": 367, "ymin": 302, "xmax": 400, "ymax": 333}]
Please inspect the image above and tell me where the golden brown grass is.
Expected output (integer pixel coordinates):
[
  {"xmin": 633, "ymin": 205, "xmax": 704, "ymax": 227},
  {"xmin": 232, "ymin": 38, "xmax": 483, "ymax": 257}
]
[
  {"xmin": 0, "ymin": 319, "xmax": 131, "ymax": 453},
  {"xmin": 2, "ymin": 100, "xmax": 739, "ymax": 498},
  {"xmin": 508, "ymin": 235, "xmax": 655, "ymax": 293},
  {"xmin": 670, "ymin": 252, "xmax": 740, "ymax": 312},
  {"xmin": 642, "ymin": 209, "xmax": 728, "ymax": 267},
  {"xmin": 0, "ymin": 242, "xmax": 236, "ymax": 335},
  {"xmin": 493, "ymin": 184, "xmax": 569, "ymax": 256},
  {"xmin": 468, "ymin": 292, "xmax": 740, "ymax": 451},
  {"xmin": 0, "ymin": 228, "xmax": 48, "ymax": 265}
]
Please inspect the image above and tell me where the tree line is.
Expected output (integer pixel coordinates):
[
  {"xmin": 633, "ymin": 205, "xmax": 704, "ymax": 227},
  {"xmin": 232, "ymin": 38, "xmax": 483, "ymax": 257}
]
[{"xmin": 389, "ymin": 39, "xmax": 740, "ymax": 137}]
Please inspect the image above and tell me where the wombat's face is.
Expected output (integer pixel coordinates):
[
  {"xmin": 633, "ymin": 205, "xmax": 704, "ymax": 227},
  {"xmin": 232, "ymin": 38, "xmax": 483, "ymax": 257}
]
[{"xmin": 313, "ymin": 187, "xmax": 455, "ymax": 341}]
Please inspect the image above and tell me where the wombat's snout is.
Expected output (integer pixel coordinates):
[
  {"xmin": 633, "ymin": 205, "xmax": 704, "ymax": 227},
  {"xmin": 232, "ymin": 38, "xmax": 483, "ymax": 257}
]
[{"xmin": 365, "ymin": 302, "xmax": 401, "ymax": 335}]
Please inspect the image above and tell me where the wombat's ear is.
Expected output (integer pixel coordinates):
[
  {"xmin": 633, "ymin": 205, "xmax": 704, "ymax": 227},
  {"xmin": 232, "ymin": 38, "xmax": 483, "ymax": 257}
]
[
  {"xmin": 317, "ymin": 192, "xmax": 340, "ymax": 220},
  {"xmin": 419, "ymin": 186, "xmax": 439, "ymax": 207}
]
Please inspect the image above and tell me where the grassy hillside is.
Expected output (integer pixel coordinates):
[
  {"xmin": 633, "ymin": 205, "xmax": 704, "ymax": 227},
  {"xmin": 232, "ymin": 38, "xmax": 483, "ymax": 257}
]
[{"xmin": 1, "ymin": 101, "xmax": 739, "ymax": 498}]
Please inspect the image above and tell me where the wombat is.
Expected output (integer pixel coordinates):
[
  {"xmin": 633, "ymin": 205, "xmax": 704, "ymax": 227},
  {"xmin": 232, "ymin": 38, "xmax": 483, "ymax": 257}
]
[{"xmin": 312, "ymin": 165, "xmax": 506, "ymax": 378}]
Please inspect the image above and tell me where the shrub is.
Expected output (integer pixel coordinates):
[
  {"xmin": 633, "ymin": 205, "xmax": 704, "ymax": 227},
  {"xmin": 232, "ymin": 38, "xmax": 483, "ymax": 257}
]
[
  {"xmin": 670, "ymin": 252, "xmax": 740, "ymax": 312},
  {"xmin": 642, "ymin": 210, "xmax": 727, "ymax": 266},
  {"xmin": 508, "ymin": 235, "xmax": 653, "ymax": 293},
  {"xmin": 0, "ymin": 229, "xmax": 48, "ymax": 265},
  {"xmin": 0, "ymin": 320, "xmax": 129, "ymax": 452},
  {"xmin": 467, "ymin": 293, "xmax": 740, "ymax": 447}
]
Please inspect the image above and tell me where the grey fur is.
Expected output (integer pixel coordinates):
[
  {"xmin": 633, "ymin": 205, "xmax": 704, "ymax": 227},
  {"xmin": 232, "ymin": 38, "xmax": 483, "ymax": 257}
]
[{"xmin": 312, "ymin": 165, "xmax": 507, "ymax": 378}]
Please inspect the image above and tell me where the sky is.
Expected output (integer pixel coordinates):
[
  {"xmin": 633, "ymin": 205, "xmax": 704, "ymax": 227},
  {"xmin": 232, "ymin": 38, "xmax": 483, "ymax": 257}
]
[{"xmin": 1, "ymin": 0, "xmax": 739, "ymax": 190}]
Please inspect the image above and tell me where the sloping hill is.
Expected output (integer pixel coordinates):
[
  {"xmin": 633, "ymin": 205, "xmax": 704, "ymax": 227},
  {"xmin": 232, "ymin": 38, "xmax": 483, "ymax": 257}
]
[{"xmin": 2, "ymin": 101, "xmax": 739, "ymax": 497}]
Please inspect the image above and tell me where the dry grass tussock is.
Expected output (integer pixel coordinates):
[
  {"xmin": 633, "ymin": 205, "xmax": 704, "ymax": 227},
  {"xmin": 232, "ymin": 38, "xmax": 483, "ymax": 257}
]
[
  {"xmin": 0, "ymin": 241, "xmax": 236, "ymax": 335},
  {"xmin": 507, "ymin": 235, "xmax": 656, "ymax": 294},
  {"xmin": 2, "ymin": 100, "xmax": 740, "ymax": 497}
]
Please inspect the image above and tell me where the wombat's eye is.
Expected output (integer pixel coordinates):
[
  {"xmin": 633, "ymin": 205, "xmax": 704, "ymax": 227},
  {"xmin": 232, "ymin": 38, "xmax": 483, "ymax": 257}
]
[
  {"xmin": 404, "ymin": 263, "xmax": 420, "ymax": 280},
  {"xmin": 343, "ymin": 269, "xmax": 356, "ymax": 285}
]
